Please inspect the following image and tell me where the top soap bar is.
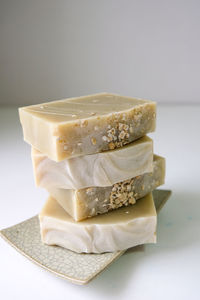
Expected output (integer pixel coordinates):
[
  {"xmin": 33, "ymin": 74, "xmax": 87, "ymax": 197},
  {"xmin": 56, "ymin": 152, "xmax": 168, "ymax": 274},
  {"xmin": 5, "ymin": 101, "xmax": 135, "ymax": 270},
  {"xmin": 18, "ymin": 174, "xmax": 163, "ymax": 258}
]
[{"xmin": 19, "ymin": 93, "xmax": 156, "ymax": 161}]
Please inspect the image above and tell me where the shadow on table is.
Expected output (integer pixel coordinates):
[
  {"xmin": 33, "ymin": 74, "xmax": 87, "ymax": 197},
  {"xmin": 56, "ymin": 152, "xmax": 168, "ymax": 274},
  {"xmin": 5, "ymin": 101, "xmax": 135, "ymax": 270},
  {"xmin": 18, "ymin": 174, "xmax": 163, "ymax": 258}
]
[{"xmin": 85, "ymin": 190, "xmax": 199, "ymax": 297}]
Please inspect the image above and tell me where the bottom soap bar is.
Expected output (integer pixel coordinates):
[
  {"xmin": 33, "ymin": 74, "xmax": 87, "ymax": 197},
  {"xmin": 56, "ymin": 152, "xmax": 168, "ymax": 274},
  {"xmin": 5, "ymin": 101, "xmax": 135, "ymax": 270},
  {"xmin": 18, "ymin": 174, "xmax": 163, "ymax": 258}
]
[
  {"xmin": 39, "ymin": 193, "xmax": 157, "ymax": 253},
  {"xmin": 48, "ymin": 155, "xmax": 165, "ymax": 221}
]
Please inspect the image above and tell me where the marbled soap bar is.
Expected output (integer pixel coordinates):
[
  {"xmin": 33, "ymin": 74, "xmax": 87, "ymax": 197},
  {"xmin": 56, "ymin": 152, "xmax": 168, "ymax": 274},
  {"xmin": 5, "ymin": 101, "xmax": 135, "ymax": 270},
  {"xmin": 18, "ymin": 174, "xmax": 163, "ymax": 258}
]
[
  {"xmin": 39, "ymin": 193, "xmax": 157, "ymax": 253},
  {"xmin": 19, "ymin": 93, "xmax": 156, "ymax": 161},
  {"xmin": 32, "ymin": 136, "xmax": 153, "ymax": 190},
  {"xmin": 48, "ymin": 155, "xmax": 165, "ymax": 221}
]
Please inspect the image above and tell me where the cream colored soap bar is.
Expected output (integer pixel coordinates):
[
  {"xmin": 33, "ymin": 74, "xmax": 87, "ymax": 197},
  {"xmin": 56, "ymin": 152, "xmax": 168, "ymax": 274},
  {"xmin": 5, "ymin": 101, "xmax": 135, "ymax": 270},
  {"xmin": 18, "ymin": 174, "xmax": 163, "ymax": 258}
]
[
  {"xmin": 32, "ymin": 136, "xmax": 153, "ymax": 190},
  {"xmin": 48, "ymin": 155, "xmax": 165, "ymax": 221},
  {"xmin": 39, "ymin": 193, "xmax": 157, "ymax": 253},
  {"xmin": 19, "ymin": 93, "xmax": 156, "ymax": 161}
]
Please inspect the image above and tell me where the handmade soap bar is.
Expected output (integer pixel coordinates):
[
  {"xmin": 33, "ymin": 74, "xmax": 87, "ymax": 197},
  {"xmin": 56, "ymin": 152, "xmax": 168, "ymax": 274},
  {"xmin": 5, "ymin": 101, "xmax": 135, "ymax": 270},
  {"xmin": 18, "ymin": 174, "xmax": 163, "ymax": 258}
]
[
  {"xmin": 32, "ymin": 136, "xmax": 153, "ymax": 190},
  {"xmin": 19, "ymin": 93, "xmax": 156, "ymax": 161},
  {"xmin": 39, "ymin": 193, "xmax": 157, "ymax": 253},
  {"xmin": 48, "ymin": 155, "xmax": 165, "ymax": 221}
]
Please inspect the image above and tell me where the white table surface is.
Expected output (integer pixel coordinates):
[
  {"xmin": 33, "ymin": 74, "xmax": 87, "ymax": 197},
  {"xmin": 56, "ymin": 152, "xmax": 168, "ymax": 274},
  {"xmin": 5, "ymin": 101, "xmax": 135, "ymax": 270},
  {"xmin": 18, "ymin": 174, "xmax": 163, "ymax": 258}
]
[{"xmin": 0, "ymin": 104, "xmax": 200, "ymax": 300}]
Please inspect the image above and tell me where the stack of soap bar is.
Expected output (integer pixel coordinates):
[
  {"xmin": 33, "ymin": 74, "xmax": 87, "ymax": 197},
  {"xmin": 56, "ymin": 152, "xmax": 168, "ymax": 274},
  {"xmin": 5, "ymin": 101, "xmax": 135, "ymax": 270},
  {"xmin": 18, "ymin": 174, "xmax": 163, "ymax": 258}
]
[
  {"xmin": 19, "ymin": 93, "xmax": 164, "ymax": 254},
  {"xmin": 39, "ymin": 193, "xmax": 157, "ymax": 253}
]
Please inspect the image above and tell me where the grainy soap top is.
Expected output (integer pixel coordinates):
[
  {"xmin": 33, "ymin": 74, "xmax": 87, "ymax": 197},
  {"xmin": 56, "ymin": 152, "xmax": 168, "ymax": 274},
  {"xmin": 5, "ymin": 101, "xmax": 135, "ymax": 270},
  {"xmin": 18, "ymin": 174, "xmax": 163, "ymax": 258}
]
[
  {"xmin": 22, "ymin": 93, "xmax": 149, "ymax": 123},
  {"xmin": 19, "ymin": 93, "xmax": 156, "ymax": 161}
]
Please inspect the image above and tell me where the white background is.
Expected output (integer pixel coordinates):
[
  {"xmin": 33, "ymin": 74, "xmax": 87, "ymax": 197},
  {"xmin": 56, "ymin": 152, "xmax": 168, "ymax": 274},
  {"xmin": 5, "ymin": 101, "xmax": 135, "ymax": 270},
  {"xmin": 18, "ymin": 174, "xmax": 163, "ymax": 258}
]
[
  {"xmin": 0, "ymin": 105, "xmax": 200, "ymax": 300},
  {"xmin": 0, "ymin": 1, "xmax": 200, "ymax": 299},
  {"xmin": 1, "ymin": 0, "xmax": 200, "ymax": 105}
]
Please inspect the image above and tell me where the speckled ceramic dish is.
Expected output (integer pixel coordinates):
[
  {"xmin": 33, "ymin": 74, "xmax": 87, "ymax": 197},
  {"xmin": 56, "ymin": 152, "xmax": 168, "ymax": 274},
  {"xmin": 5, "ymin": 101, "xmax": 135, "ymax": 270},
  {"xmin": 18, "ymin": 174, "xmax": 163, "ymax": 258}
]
[{"xmin": 0, "ymin": 189, "xmax": 171, "ymax": 285}]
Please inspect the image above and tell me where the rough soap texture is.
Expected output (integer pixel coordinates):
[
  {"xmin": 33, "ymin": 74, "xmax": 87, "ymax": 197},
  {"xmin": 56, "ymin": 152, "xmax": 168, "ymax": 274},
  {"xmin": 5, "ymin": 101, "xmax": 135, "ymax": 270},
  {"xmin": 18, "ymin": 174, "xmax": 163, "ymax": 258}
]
[
  {"xmin": 39, "ymin": 193, "xmax": 157, "ymax": 253},
  {"xmin": 32, "ymin": 136, "xmax": 153, "ymax": 190},
  {"xmin": 48, "ymin": 155, "xmax": 165, "ymax": 221},
  {"xmin": 19, "ymin": 93, "xmax": 156, "ymax": 161}
]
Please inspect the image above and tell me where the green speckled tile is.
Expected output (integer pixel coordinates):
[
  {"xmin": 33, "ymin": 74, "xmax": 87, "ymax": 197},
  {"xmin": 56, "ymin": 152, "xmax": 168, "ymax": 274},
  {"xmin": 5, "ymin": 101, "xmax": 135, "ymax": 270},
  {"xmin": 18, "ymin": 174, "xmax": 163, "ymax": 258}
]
[{"xmin": 0, "ymin": 189, "xmax": 171, "ymax": 285}]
